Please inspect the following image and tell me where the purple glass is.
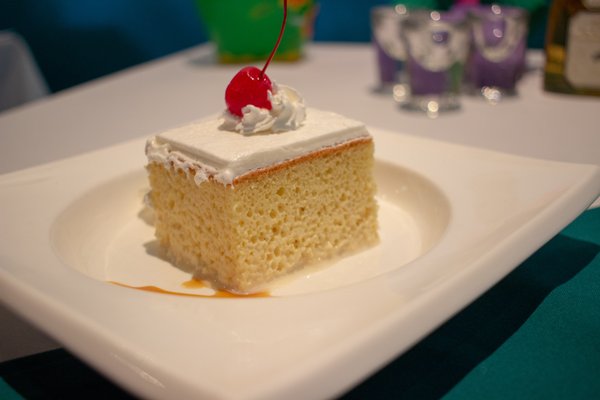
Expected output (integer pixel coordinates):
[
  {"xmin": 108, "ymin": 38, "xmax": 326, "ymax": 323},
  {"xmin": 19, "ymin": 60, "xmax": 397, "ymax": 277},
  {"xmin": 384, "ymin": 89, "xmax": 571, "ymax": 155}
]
[
  {"xmin": 370, "ymin": 5, "xmax": 409, "ymax": 93},
  {"xmin": 466, "ymin": 5, "xmax": 528, "ymax": 101},
  {"xmin": 375, "ymin": 40, "xmax": 399, "ymax": 86},
  {"xmin": 401, "ymin": 10, "xmax": 470, "ymax": 115}
]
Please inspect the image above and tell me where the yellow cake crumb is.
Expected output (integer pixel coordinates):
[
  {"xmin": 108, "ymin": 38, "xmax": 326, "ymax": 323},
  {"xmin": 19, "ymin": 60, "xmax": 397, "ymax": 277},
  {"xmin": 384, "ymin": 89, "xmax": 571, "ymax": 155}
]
[{"xmin": 147, "ymin": 138, "xmax": 378, "ymax": 293}]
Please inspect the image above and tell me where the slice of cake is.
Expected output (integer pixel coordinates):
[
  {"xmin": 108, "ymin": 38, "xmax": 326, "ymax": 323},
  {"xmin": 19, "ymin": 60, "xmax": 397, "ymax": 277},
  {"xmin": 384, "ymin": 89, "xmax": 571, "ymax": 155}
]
[
  {"xmin": 146, "ymin": 3, "xmax": 377, "ymax": 293},
  {"xmin": 145, "ymin": 108, "xmax": 378, "ymax": 293}
]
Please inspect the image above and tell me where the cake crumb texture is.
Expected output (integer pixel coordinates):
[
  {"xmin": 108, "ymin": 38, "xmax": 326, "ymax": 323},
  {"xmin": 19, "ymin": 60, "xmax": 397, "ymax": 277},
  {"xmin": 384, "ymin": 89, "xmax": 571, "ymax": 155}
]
[{"xmin": 147, "ymin": 138, "xmax": 378, "ymax": 293}]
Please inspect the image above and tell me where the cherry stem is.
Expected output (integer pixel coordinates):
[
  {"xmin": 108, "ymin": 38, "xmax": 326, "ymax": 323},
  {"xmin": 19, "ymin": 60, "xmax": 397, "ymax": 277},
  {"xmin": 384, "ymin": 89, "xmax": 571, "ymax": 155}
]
[{"xmin": 260, "ymin": 0, "xmax": 288, "ymax": 79}]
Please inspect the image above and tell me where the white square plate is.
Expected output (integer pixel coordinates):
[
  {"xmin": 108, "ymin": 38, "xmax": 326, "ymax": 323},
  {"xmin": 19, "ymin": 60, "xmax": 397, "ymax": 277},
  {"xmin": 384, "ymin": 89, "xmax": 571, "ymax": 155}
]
[{"xmin": 1, "ymin": 129, "xmax": 599, "ymax": 400}]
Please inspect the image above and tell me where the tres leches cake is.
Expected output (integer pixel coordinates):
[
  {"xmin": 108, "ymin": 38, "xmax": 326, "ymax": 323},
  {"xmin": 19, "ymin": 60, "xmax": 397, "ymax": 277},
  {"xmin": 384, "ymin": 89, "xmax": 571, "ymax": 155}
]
[
  {"xmin": 145, "ymin": 17, "xmax": 378, "ymax": 293},
  {"xmin": 145, "ymin": 108, "xmax": 378, "ymax": 293}
]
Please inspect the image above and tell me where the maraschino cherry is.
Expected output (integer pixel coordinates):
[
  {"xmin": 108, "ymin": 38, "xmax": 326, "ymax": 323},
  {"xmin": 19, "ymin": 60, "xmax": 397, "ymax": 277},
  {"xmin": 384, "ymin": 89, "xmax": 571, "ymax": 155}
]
[{"xmin": 225, "ymin": 0, "xmax": 288, "ymax": 117}]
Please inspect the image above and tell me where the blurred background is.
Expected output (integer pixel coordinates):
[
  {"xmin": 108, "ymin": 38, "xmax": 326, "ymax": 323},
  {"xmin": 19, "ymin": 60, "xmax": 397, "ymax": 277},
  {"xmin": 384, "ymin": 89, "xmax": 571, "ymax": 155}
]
[{"xmin": 0, "ymin": 0, "xmax": 549, "ymax": 95}]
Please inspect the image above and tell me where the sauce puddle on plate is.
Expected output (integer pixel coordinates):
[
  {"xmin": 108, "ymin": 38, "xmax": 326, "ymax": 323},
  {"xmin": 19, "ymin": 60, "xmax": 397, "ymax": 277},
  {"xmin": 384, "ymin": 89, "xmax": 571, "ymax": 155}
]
[{"xmin": 110, "ymin": 279, "xmax": 270, "ymax": 298}]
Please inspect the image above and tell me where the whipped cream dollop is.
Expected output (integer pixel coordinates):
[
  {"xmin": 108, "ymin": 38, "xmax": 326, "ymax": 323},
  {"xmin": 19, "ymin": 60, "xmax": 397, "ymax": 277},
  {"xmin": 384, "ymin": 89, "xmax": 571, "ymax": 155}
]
[{"xmin": 221, "ymin": 83, "xmax": 306, "ymax": 135}]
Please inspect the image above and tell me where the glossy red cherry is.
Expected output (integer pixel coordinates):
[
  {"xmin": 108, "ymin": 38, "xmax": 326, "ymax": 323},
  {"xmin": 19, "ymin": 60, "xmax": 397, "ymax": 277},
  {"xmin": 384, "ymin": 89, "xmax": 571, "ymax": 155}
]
[
  {"xmin": 224, "ymin": 0, "xmax": 288, "ymax": 118},
  {"xmin": 225, "ymin": 66, "xmax": 273, "ymax": 117}
]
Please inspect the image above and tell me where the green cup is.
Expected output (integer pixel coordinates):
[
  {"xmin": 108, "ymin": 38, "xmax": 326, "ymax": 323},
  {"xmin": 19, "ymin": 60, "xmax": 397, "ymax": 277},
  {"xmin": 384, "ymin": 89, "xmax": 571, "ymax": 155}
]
[{"xmin": 195, "ymin": 0, "xmax": 316, "ymax": 63}]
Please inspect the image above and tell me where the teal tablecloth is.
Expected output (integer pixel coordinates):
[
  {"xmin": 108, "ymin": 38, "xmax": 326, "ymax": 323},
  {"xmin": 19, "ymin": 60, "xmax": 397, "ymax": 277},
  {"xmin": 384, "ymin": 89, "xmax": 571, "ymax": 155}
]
[
  {"xmin": 0, "ymin": 378, "xmax": 22, "ymax": 400},
  {"xmin": 443, "ymin": 207, "xmax": 600, "ymax": 400},
  {"xmin": 1, "ymin": 208, "xmax": 599, "ymax": 399}
]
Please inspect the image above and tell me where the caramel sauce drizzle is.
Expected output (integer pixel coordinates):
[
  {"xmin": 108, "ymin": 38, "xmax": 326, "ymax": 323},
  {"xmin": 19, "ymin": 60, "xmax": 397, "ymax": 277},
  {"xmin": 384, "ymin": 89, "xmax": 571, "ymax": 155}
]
[{"xmin": 110, "ymin": 279, "xmax": 270, "ymax": 298}]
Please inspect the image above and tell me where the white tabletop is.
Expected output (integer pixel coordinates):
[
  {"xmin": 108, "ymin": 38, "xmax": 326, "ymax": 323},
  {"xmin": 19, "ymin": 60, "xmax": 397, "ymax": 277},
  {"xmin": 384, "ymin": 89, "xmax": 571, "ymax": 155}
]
[{"xmin": 1, "ymin": 43, "xmax": 599, "ymax": 362}]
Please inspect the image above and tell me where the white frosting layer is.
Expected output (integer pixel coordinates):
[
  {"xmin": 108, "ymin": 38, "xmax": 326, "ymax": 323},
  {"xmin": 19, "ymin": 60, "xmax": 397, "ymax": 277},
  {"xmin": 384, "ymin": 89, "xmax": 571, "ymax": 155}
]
[
  {"xmin": 221, "ymin": 84, "xmax": 306, "ymax": 134},
  {"xmin": 146, "ymin": 108, "xmax": 370, "ymax": 185}
]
